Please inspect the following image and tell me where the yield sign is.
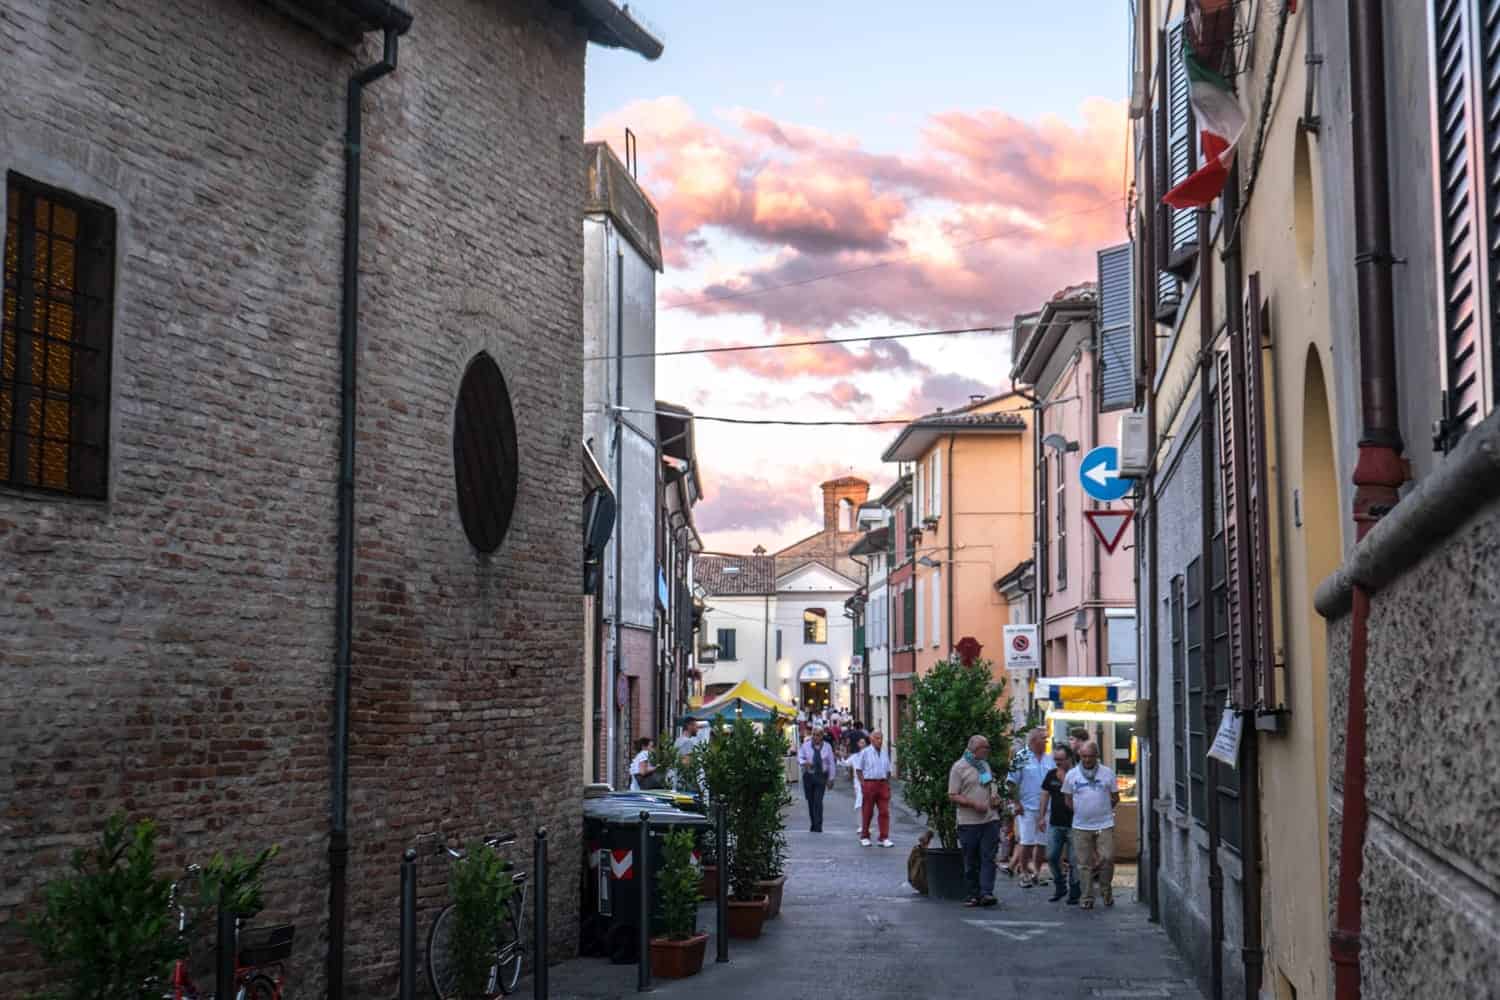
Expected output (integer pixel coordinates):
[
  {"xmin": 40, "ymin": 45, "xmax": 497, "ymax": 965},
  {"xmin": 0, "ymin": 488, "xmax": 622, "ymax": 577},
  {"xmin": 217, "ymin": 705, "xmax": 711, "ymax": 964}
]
[{"xmin": 1085, "ymin": 509, "xmax": 1134, "ymax": 554}]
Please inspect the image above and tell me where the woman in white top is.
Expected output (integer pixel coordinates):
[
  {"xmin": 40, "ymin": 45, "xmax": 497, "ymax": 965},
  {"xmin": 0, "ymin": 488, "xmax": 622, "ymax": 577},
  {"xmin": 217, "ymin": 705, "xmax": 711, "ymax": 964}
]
[{"xmin": 629, "ymin": 737, "xmax": 656, "ymax": 791}]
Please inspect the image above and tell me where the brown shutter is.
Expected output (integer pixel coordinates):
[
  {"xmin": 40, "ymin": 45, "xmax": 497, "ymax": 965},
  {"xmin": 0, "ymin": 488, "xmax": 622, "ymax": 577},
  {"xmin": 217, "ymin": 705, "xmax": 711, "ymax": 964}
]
[
  {"xmin": 1432, "ymin": 0, "xmax": 1495, "ymax": 450},
  {"xmin": 1215, "ymin": 346, "xmax": 1245, "ymax": 700},
  {"xmin": 1244, "ymin": 274, "xmax": 1277, "ymax": 708}
]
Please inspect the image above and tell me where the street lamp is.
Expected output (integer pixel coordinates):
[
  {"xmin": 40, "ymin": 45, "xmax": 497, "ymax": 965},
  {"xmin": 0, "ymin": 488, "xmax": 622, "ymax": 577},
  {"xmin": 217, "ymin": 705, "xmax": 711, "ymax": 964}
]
[{"xmin": 1043, "ymin": 433, "xmax": 1079, "ymax": 454}]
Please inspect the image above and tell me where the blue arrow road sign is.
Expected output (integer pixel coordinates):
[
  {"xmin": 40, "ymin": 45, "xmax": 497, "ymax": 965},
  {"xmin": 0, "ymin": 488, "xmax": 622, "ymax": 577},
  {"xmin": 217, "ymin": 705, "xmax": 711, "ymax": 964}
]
[{"xmin": 1079, "ymin": 446, "xmax": 1131, "ymax": 502}]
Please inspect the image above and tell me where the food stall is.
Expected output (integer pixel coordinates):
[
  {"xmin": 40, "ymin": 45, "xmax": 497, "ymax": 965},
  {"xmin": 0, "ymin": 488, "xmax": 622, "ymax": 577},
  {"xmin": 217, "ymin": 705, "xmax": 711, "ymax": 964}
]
[
  {"xmin": 1032, "ymin": 675, "xmax": 1140, "ymax": 861},
  {"xmin": 688, "ymin": 680, "xmax": 800, "ymax": 783}
]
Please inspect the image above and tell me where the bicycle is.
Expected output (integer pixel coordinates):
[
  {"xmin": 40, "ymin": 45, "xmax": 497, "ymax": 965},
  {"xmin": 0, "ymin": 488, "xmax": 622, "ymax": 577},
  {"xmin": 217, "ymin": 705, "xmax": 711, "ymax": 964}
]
[
  {"xmin": 165, "ymin": 865, "xmax": 295, "ymax": 1000},
  {"xmin": 425, "ymin": 833, "xmax": 530, "ymax": 999}
]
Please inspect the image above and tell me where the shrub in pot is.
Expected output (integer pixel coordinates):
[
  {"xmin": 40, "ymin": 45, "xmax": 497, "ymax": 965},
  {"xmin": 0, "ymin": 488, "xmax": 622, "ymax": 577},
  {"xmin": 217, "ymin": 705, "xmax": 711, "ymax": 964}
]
[
  {"xmin": 895, "ymin": 653, "xmax": 1013, "ymax": 900},
  {"xmin": 649, "ymin": 828, "xmax": 707, "ymax": 978},
  {"xmin": 446, "ymin": 841, "xmax": 516, "ymax": 999},
  {"xmin": 25, "ymin": 814, "xmax": 185, "ymax": 1000},
  {"xmin": 701, "ymin": 720, "xmax": 782, "ymax": 937}
]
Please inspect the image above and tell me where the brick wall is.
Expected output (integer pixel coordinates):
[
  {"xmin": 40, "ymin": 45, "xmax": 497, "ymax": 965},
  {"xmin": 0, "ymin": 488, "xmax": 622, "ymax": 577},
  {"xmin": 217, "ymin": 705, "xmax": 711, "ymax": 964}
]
[{"xmin": 0, "ymin": 1, "xmax": 588, "ymax": 996}]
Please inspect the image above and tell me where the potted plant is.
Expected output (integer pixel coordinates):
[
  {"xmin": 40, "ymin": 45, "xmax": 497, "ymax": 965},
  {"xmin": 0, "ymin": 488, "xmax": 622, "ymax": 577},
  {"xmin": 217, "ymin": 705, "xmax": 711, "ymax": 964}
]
[
  {"xmin": 750, "ymin": 726, "xmax": 791, "ymax": 918},
  {"xmin": 447, "ymin": 840, "xmax": 515, "ymax": 999},
  {"xmin": 701, "ymin": 719, "xmax": 781, "ymax": 938},
  {"xmin": 895, "ymin": 651, "xmax": 1013, "ymax": 901},
  {"xmin": 649, "ymin": 829, "xmax": 708, "ymax": 978},
  {"xmin": 24, "ymin": 814, "xmax": 185, "ymax": 1000}
]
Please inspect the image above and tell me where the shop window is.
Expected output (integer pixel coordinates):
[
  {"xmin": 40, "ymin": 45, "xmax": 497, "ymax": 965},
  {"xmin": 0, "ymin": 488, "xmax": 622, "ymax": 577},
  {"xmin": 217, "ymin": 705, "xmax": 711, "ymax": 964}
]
[
  {"xmin": 804, "ymin": 607, "xmax": 827, "ymax": 644},
  {"xmin": 2, "ymin": 174, "xmax": 115, "ymax": 498}
]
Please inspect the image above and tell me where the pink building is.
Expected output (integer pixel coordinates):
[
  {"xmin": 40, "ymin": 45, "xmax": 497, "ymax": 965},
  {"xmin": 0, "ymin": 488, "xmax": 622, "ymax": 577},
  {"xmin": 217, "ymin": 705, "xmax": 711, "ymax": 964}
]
[{"xmin": 1009, "ymin": 272, "xmax": 1137, "ymax": 687}]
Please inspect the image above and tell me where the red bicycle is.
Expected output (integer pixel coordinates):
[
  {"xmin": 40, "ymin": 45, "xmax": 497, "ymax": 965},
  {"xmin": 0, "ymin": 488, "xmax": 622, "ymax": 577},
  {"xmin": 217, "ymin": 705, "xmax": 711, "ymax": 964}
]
[{"xmin": 166, "ymin": 865, "xmax": 294, "ymax": 1000}]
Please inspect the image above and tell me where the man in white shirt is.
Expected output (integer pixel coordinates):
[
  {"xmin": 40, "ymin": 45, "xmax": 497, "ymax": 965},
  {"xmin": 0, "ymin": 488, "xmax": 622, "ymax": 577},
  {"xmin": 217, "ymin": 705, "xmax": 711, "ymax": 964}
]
[
  {"xmin": 1062, "ymin": 741, "xmax": 1121, "ymax": 910},
  {"xmin": 853, "ymin": 730, "xmax": 895, "ymax": 847},
  {"xmin": 1008, "ymin": 728, "xmax": 1051, "ymax": 887}
]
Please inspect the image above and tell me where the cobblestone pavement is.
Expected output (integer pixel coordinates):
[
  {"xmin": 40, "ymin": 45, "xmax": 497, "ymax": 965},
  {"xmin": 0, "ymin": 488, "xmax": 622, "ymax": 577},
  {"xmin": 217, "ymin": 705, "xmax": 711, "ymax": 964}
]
[{"xmin": 534, "ymin": 779, "xmax": 1203, "ymax": 999}]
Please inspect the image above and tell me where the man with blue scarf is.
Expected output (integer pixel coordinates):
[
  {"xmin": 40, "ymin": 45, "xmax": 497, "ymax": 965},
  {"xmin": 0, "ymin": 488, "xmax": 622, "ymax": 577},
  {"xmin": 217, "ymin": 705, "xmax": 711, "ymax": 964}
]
[{"xmin": 947, "ymin": 734, "xmax": 1002, "ymax": 907}]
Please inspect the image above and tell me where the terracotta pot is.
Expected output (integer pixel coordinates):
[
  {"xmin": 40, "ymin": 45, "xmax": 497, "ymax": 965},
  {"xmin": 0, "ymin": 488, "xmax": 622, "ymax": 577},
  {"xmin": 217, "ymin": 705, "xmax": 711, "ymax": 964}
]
[
  {"xmin": 754, "ymin": 874, "xmax": 787, "ymax": 919},
  {"xmin": 725, "ymin": 895, "xmax": 769, "ymax": 939},
  {"xmin": 698, "ymin": 864, "xmax": 718, "ymax": 902},
  {"xmin": 649, "ymin": 932, "xmax": 708, "ymax": 979}
]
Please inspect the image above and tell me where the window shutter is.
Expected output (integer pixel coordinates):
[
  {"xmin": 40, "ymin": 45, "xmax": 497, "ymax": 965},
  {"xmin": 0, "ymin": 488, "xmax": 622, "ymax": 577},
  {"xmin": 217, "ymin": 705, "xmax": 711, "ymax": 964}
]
[
  {"xmin": 1215, "ymin": 346, "xmax": 1245, "ymax": 700},
  {"xmin": 1432, "ymin": 0, "xmax": 1496, "ymax": 450},
  {"xmin": 915, "ymin": 463, "xmax": 924, "ymax": 522},
  {"xmin": 1245, "ymin": 275, "xmax": 1278, "ymax": 708},
  {"xmin": 916, "ymin": 577, "xmax": 925, "ymax": 648},
  {"xmin": 1166, "ymin": 20, "xmax": 1198, "ymax": 260},
  {"xmin": 1097, "ymin": 243, "xmax": 1136, "ymax": 410},
  {"xmin": 933, "ymin": 450, "xmax": 942, "ymax": 516},
  {"xmin": 931, "ymin": 571, "xmax": 941, "ymax": 649}
]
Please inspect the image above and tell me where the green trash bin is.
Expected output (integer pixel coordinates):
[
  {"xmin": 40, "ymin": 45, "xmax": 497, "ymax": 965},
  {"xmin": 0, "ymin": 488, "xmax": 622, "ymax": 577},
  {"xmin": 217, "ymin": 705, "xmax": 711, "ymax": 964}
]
[{"xmin": 582, "ymin": 797, "xmax": 709, "ymax": 964}]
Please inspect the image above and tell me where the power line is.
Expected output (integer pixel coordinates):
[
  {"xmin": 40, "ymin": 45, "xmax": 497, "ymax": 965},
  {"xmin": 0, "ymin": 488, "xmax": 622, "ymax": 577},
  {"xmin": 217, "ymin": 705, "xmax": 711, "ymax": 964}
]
[
  {"xmin": 603, "ymin": 405, "xmax": 914, "ymax": 427},
  {"xmin": 662, "ymin": 196, "xmax": 1126, "ymax": 312},
  {"xmin": 583, "ymin": 324, "xmax": 1008, "ymax": 362}
]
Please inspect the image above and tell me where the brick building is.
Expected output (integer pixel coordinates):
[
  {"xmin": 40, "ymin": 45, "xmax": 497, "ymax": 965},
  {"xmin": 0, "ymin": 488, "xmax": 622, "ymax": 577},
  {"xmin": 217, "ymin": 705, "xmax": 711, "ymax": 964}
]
[{"xmin": 0, "ymin": 0, "xmax": 659, "ymax": 996}]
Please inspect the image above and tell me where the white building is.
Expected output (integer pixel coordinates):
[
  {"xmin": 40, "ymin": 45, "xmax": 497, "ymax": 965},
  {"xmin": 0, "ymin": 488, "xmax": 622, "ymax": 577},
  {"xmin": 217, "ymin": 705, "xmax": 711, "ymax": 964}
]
[
  {"xmin": 695, "ymin": 553, "xmax": 860, "ymax": 715},
  {"xmin": 850, "ymin": 504, "xmax": 892, "ymax": 736}
]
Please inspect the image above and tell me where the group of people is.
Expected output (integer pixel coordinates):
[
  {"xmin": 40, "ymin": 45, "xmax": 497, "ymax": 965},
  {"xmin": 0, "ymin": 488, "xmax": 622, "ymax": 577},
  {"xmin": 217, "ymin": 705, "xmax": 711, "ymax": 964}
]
[
  {"xmin": 796, "ymin": 720, "xmax": 894, "ymax": 847},
  {"xmin": 626, "ymin": 718, "xmax": 710, "ymax": 792},
  {"xmin": 947, "ymin": 726, "xmax": 1119, "ymax": 910}
]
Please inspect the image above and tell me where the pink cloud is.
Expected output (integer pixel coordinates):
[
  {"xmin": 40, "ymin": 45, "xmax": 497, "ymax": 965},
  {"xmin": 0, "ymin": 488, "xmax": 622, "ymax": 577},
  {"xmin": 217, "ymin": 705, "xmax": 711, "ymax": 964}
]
[
  {"xmin": 811, "ymin": 380, "xmax": 872, "ymax": 410},
  {"xmin": 899, "ymin": 373, "xmax": 1000, "ymax": 419},
  {"xmin": 702, "ymin": 330, "xmax": 929, "ymax": 379},
  {"xmin": 588, "ymin": 97, "xmax": 1128, "ymax": 327}
]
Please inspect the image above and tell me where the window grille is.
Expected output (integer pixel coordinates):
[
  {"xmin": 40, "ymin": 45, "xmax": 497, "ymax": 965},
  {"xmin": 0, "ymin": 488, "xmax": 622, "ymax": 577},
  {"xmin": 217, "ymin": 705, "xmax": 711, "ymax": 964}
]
[{"xmin": 2, "ymin": 174, "xmax": 115, "ymax": 497}]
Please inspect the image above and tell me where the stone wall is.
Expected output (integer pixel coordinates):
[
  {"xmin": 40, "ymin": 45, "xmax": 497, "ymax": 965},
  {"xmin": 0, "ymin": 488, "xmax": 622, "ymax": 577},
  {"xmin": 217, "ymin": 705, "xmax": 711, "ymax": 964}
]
[
  {"xmin": 0, "ymin": 1, "xmax": 588, "ymax": 995},
  {"xmin": 1324, "ymin": 492, "xmax": 1500, "ymax": 995}
]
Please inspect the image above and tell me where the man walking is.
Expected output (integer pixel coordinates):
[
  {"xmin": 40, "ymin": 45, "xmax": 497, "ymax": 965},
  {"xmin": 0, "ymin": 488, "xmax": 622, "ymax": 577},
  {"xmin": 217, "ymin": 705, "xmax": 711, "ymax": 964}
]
[
  {"xmin": 1008, "ymin": 728, "xmax": 1051, "ymax": 887},
  {"xmin": 948, "ymin": 734, "xmax": 1001, "ymax": 908},
  {"xmin": 854, "ymin": 730, "xmax": 894, "ymax": 847},
  {"xmin": 798, "ymin": 727, "xmax": 836, "ymax": 833},
  {"xmin": 1063, "ymin": 741, "xmax": 1120, "ymax": 910}
]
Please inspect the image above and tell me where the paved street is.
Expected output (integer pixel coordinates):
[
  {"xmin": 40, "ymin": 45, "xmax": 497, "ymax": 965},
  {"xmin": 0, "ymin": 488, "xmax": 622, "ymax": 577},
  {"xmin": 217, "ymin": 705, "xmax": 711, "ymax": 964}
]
[{"xmin": 537, "ymin": 781, "xmax": 1203, "ymax": 999}]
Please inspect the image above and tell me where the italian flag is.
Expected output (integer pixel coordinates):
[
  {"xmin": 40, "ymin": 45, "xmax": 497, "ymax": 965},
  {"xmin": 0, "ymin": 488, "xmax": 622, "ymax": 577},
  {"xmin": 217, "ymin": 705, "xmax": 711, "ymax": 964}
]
[{"xmin": 1162, "ymin": 41, "xmax": 1246, "ymax": 209}]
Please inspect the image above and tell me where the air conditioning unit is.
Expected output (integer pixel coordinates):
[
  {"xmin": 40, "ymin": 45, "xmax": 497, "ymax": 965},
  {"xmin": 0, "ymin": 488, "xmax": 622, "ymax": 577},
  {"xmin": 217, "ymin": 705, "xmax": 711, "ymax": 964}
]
[
  {"xmin": 1128, "ymin": 69, "xmax": 1149, "ymax": 119},
  {"xmin": 1118, "ymin": 411, "xmax": 1149, "ymax": 478}
]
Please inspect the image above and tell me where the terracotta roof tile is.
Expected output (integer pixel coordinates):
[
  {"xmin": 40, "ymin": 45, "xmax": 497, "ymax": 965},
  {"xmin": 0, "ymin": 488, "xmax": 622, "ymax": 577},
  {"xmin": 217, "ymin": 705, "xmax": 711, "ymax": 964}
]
[{"xmin": 693, "ymin": 554, "xmax": 776, "ymax": 595}]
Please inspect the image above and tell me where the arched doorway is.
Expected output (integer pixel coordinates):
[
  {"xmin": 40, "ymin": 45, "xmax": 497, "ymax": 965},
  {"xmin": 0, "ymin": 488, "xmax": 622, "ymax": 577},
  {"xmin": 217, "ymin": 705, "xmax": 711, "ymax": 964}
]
[
  {"xmin": 1300, "ymin": 348, "xmax": 1340, "ymax": 807},
  {"xmin": 798, "ymin": 662, "xmax": 833, "ymax": 713}
]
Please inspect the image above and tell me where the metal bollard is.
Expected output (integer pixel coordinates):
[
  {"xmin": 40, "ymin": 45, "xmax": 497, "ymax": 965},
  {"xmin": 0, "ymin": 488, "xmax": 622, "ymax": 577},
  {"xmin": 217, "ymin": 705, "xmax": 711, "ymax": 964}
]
[
  {"xmin": 215, "ymin": 906, "xmax": 237, "ymax": 1000},
  {"xmin": 714, "ymin": 801, "xmax": 728, "ymax": 964},
  {"xmin": 400, "ymin": 848, "xmax": 417, "ymax": 1000},
  {"xmin": 637, "ymin": 810, "xmax": 652, "ymax": 992},
  {"xmin": 534, "ymin": 827, "xmax": 549, "ymax": 1000}
]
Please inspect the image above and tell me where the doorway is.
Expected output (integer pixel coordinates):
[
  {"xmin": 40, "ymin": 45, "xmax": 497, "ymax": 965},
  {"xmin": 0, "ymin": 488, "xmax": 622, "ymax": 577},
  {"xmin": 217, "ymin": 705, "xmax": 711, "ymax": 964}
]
[{"xmin": 800, "ymin": 680, "xmax": 831, "ymax": 713}]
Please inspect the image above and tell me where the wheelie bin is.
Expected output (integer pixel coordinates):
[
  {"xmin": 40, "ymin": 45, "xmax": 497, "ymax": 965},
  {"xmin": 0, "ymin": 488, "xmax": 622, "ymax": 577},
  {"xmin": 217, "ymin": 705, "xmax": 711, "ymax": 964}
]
[{"xmin": 580, "ymin": 797, "xmax": 709, "ymax": 963}]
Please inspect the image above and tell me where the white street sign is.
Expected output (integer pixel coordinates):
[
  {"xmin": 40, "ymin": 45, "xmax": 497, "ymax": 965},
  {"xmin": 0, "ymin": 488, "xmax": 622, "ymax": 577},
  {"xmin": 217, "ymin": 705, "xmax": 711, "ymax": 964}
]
[{"xmin": 1003, "ymin": 625, "xmax": 1040, "ymax": 669}]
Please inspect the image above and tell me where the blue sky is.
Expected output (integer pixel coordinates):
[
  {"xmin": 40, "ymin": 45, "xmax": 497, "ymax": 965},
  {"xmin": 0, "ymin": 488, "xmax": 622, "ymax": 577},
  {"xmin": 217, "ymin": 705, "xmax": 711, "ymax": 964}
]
[{"xmin": 584, "ymin": 2, "xmax": 1132, "ymax": 553}]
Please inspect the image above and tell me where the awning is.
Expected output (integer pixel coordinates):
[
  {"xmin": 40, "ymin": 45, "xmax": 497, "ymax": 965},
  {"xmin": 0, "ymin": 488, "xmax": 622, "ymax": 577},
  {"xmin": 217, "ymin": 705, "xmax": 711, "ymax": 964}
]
[
  {"xmin": 689, "ymin": 698, "xmax": 778, "ymax": 723},
  {"xmin": 1034, "ymin": 675, "xmax": 1136, "ymax": 712},
  {"xmin": 689, "ymin": 679, "xmax": 797, "ymax": 721}
]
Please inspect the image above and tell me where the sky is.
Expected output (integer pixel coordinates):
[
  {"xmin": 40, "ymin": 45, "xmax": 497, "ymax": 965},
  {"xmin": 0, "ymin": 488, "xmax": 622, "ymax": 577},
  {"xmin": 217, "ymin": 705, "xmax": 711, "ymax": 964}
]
[{"xmin": 585, "ymin": 1, "xmax": 1132, "ymax": 555}]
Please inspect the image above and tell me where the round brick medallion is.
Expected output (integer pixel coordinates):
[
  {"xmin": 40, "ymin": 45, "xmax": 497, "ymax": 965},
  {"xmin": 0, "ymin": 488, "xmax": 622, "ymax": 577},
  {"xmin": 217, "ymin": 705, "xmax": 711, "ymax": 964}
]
[{"xmin": 453, "ymin": 353, "xmax": 519, "ymax": 553}]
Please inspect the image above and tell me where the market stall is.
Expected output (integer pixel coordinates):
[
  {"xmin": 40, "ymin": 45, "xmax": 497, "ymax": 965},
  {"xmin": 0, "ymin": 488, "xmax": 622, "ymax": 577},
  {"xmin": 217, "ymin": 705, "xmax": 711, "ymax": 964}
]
[{"xmin": 1032, "ymin": 675, "xmax": 1140, "ymax": 861}]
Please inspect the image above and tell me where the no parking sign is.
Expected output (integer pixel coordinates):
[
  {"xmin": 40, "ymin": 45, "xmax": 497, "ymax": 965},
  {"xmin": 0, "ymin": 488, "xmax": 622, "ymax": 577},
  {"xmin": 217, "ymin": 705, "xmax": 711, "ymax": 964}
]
[{"xmin": 1003, "ymin": 625, "xmax": 1039, "ymax": 669}]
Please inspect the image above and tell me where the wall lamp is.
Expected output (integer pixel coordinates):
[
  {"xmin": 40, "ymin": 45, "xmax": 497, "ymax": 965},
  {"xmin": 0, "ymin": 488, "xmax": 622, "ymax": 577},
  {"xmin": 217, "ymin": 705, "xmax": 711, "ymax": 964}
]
[{"xmin": 1043, "ymin": 433, "xmax": 1079, "ymax": 453}]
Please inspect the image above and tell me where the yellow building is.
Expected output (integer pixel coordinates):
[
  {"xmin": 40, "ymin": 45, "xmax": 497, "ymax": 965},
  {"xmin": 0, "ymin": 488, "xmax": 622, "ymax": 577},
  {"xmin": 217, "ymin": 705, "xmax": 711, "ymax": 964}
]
[
  {"xmin": 880, "ymin": 394, "xmax": 1034, "ymax": 683},
  {"xmin": 1129, "ymin": 2, "xmax": 1335, "ymax": 998}
]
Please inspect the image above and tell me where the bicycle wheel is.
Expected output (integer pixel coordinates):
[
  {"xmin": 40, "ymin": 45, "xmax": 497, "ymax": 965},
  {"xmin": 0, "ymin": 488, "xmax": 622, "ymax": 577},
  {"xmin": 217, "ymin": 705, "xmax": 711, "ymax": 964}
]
[
  {"xmin": 428, "ymin": 903, "xmax": 509, "ymax": 1000},
  {"xmin": 493, "ymin": 906, "xmax": 523, "ymax": 995},
  {"xmin": 240, "ymin": 973, "xmax": 279, "ymax": 1000}
]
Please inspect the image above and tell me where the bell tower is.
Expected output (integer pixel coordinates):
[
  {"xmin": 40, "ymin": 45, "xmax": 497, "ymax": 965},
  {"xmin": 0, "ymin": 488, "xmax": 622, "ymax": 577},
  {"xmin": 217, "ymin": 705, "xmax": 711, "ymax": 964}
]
[{"xmin": 820, "ymin": 477, "xmax": 870, "ymax": 533}]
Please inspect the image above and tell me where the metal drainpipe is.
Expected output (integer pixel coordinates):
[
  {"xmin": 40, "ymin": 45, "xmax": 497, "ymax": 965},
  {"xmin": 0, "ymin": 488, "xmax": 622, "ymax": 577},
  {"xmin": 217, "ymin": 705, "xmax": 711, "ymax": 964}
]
[
  {"xmin": 611, "ymin": 247, "xmax": 624, "ymax": 787},
  {"xmin": 1221, "ymin": 167, "xmax": 1265, "ymax": 1000},
  {"xmin": 1137, "ymin": 8, "xmax": 1161, "ymax": 924},
  {"xmin": 763, "ymin": 595, "xmax": 771, "ymax": 691},
  {"xmin": 1333, "ymin": 2, "xmax": 1406, "ymax": 996},
  {"xmin": 1090, "ymin": 351, "xmax": 1103, "ymax": 678},
  {"xmin": 331, "ymin": 16, "xmax": 408, "ymax": 999},
  {"xmin": 946, "ymin": 434, "xmax": 956, "ymax": 650},
  {"xmin": 1196, "ymin": 207, "xmax": 1226, "ymax": 1000}
]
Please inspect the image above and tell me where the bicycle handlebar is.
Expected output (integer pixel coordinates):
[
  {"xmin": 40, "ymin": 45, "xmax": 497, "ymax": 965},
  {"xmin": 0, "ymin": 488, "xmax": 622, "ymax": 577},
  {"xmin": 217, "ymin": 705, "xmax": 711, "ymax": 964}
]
[{"xmin": 429, "ymin": 832, "xmax": 518, "ymax": 858}]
